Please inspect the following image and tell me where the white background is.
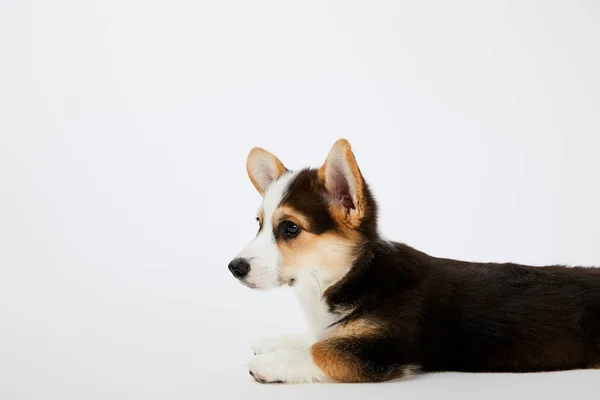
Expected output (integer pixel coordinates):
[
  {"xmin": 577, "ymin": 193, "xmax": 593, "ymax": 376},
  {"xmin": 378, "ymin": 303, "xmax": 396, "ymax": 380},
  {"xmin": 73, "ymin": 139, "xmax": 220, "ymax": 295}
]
[{"xmin": 1, "ymin": 1, "xmax": 600, "ymax": 399}]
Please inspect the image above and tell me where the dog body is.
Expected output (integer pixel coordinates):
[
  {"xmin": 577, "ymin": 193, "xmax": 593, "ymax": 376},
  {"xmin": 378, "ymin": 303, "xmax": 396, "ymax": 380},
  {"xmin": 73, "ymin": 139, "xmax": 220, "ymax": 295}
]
[{"xmin": 229, "ymin": 140, "xmax": 600, "ymax": 383}]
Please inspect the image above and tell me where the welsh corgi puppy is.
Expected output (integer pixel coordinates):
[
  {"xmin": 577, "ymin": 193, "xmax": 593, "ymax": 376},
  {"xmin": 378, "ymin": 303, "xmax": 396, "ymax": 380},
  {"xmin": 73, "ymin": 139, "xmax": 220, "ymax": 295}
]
[{"xmin": 228, "ymin": 139, "xmax": 600, "ymax": 383}]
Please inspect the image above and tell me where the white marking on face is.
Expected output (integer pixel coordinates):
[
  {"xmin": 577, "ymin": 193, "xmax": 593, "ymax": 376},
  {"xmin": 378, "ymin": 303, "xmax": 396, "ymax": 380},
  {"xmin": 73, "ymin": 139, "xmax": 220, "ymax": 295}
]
[{"xmin": 235, "ymin": 171, "xmax": 298, "ymax": 289}]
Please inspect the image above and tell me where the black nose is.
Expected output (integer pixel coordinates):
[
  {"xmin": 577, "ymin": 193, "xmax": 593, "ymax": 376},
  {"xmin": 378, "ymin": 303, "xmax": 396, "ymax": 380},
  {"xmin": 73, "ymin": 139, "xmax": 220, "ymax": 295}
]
[{"xmin": 228, "ymin": 258, "xmax": 250, "ymax": 279}]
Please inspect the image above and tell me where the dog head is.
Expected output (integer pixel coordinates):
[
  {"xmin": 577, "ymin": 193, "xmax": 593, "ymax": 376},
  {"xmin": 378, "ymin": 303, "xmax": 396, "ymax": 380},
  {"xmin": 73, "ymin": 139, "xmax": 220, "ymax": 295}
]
[{"xmin": 228, "ymin": 139, "xmax": 377, "ymax": 290}]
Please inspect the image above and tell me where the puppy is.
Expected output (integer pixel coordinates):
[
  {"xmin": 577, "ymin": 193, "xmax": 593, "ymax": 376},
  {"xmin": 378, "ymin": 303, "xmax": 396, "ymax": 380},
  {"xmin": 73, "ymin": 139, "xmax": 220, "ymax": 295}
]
[{"xmin": 228, "ymin": 139, "xmax": 600, "ymax": 383}]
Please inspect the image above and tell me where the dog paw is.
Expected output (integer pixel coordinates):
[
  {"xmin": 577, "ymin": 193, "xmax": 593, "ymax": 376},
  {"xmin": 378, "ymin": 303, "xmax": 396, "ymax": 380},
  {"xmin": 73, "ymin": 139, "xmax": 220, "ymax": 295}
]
[
  {"xmin": 247, "ymin": 350, "xmax": 324, "ymax": 384},
  {"xmin": 251, "ymin": 335, "xmax": 310, "ymax": 355},
  {"xmin": 248, "ymin": 370, "xmax": 283, "ymax": 384},
  {"xmin": 247, "ymin": 352, "xmax": 288, "ymax": 383}
]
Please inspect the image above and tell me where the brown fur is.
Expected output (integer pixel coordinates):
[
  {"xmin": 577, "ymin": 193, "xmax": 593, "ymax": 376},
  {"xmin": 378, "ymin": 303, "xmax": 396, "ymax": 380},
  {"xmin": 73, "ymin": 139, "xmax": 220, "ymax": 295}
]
[
  {"xmin": 328, "ymin": 318, "xmax": 383, "ymax": 339},
  {"xmin": 272, "ymin": 205, "xmax": 311, "ymax": 233},
  {"xmin": 278, "ymin": 230, "xmax": 358, "ymax": 285},
  {"xmin": 318, "ymin": 139, "xmax": 367, "ymax": 229},
  {"xmin": 312, "ymin": 318, "xmax": 400, "ymax": 383},
  {"xmin": 312, "ymin": 340, "xmax": 367, "ymax": 383}
]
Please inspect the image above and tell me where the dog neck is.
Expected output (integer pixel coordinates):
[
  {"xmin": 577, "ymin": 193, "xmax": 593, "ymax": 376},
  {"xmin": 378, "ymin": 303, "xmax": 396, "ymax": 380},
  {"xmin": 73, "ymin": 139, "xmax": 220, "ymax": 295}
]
[{"xmin": 291, "ymin": 261, "xmax": 355, "ymax": 341}]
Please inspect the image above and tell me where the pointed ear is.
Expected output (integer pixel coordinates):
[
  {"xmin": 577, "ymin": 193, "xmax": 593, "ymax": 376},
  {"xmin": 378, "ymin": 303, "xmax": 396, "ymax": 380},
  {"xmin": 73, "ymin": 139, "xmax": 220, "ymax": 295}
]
[
  {"xmin": 246, "ymin": 147, "xmax": 288, "ymax": 195},
  {"xmin": 318, "ymin": 139, "xmax": 366, "ymax": 225}
]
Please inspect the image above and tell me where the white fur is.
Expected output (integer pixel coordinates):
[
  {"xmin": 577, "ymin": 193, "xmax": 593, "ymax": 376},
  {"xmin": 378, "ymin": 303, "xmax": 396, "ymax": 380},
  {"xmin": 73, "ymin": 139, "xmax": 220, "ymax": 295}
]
[
  {"xmin": 235, "ymin": 171, "xmax": 298, "ymax": 289},
  {"xmin": 249, "ymin": 267, "xmax": 348, "ymax": 383},
  {"xmin": 293, "ymin": 272, "xmax": 344, "ymax": 341},
  {"xmin": 247, "ymin": 349, "xmax": 328, "ymax": 383},
  {"xmin": 251, "ymin": 334, "xmax": 311, "ymax": 355},
  {"xmin": 246, "ymin": 149, "xmax": 285, "ymax": 193}
]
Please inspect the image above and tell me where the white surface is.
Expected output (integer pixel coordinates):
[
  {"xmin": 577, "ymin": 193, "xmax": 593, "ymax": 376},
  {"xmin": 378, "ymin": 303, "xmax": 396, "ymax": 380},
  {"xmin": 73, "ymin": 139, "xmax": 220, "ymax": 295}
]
[{"xmin": 2, "ymin": 1, "xmax": 600, "ymax": 399}]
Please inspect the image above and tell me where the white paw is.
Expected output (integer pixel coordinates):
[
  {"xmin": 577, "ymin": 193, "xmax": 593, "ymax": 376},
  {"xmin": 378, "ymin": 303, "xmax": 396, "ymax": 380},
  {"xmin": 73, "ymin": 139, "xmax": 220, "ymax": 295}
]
[
  {"xmin": 251, "ymin": 335, "xmax": 311, "ymax": 355},
  {"xmin": 247, "ymin": 349, "xmax": 326, "ymax": 384}
]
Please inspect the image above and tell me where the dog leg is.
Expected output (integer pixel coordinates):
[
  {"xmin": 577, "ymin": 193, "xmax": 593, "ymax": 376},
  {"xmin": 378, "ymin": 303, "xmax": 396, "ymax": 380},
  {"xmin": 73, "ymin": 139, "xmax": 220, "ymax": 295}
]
[
  {"xmin": 251, "ymin": 334, "xmax": 311, "ymax": 355},
  {"xmin": 248, "ymin": 337, "xmax": 419, "ymax": 384},
  {"xmin": 248, "ymin": 348, "xmax": 327, "ymax": 383},
  {"xmin": 311, "ymin": 338, "xmax": 420, "ymax": 383}
]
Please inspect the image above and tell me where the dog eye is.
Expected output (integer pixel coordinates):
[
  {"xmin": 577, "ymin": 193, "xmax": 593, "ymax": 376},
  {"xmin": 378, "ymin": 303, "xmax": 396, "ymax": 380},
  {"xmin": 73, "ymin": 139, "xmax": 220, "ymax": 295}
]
[{"xmin": 282, "ymin": 221, "xmax": 300, "ymax": 238}]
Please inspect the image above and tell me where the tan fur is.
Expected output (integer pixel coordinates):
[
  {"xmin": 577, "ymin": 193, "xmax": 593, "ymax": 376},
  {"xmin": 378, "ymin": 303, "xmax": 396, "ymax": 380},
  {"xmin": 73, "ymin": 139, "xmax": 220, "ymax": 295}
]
[
  {"xmin": 246, "ymin": 147, "xmax": 287, "ymax": 195},
  {"xmin": 328, "ymin": 318, "xmax": 383, "ymax": 339},
  {"xmin": 312, "ymin": 324, "xmax": 413, "ymax": 383},
  {"xmin": 312, "ymin": 340, "xmax": 366, "ymax": 383},
  {"xmin": 272, "ymin": 205, "xmax": 311, "ymax": 233},
  {"xmin": 278, "ymin": 229, "xmax": 358, "ymax": 285},
  {"xmin": 318, "ymin": 139, "xmax": 366, "ymax": 228}
]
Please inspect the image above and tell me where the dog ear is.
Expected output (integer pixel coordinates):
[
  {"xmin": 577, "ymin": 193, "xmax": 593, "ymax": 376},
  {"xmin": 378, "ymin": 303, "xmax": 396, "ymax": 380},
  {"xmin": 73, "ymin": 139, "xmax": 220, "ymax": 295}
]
[
  {"xmin": 246, "ymin": 147, "xmax": 288, "ymax": 195},
  {"xmin": 318, "ymin": 139, "xmax": 366, "ymax": 226}
]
